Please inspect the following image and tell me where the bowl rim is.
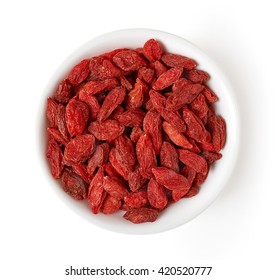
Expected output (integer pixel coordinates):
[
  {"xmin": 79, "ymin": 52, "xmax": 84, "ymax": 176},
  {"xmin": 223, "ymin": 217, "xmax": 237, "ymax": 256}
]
[{"xmin": 37, "ymin": 28, "xmax": 240, "ymax": 235}]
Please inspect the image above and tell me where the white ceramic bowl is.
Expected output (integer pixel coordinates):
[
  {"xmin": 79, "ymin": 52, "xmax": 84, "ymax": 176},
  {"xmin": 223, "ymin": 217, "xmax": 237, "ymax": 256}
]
[{"xmin": 38, "ymin": 29, "xmax": 239, "ymax": 234}]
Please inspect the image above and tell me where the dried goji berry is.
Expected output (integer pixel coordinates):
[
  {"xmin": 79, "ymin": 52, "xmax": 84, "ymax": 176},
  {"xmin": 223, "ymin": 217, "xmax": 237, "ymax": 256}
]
[
  {"xmin": 46, "ymin": 138, "xmax": 63, "ymax": 179},
  {"xmin": 138, "ymin": 66, "xmax": 155, "ymax": 84},
  {"xmin": 201, "ymin": 150, "xmax": 222, "ymax": 164},
  {"xmin": 128, "ymin": 167, "xmax": 147, "ymax": 192},
  {"xmin": 166, "ymin": 83, "xmax": 204, "ymax": 111},
  {"xmin": 149, "ymin": 89, "xmax": 186, "ymax": 132},
  {"xmin": 152, "ymin": 67, "xmax": 182, "ymax": 90},
  {"xmin": 136, "ymin": 133, "xmax": 157, "ymax": 179},
  {"xmin": 100, "ymin": 48, "xmax": 130, "ymax": 59},
  {"xmin": 197, "ymin": 141, "xmax": 217, "ymax": 153},
  {"xmin": 78, "ymin": 78, "xmax": 119, "ymax": 97},
  {"xmin": 125, "ymin": 78, "xmax": 148, "ymax": 109},
  {"xmin": 67, "ymin": 59, "xmax": 90, "ymax": 86},
  {"xmin": 161, "ymin": 53, "xmax": 197, "ymax": 69},
  {"xmin": 116, "ymin": 108, "xmax": 145, "ymax": 127},
  {"xmin": 113, "ymin": 50, "xmax": 147, "ymax": 71},
  {"xmin": 65, "ymin": 99, "xmax": 89, "ymax": 137},
  {"xmin": 189, "ymin": 93, "xmax": 209, "ymax": 120},
  {"xmin": 143, "ymin": 110, "xmax": 162, "ymax": 155},
  {"xmin": 150, "ymin": 60, "xmax": 167, "ymax": 77},
  {"xmin": 72, "ymin": 164, "xmax": 90, "ymax": 184},
  {"xmin": 178, "ymin": 149, "xmax": 208, "ymax": 175},
  {"xmin": 172, "ymin": 165, "xmax": 196, "ymax": 201},
  {"xmin": 130, "ymin": 126, "xmax": 144, "ymax": 143},
  {"xmin": 88, "ymin": 167, "xmax": 106, "ymax": 214},
  {"xmin": 54, "ymin": 79, "xmax": 72, "ymax": 104},
  {"xmin": 193, "ymin": 170, "xmax": 209, "ymax": 187},
  {"xmin": 180, "ymin": 165, "xmax": 197, "ymax": 186},
  {"xmin": 143, "ymin": 38, "xmax": 163, "ymax": 62},
  {"xmin": 102, "ymin": 162, "xmax": 124, "ymax": 182},
  {"xmin": 123, "ymin": 208, "xmax": 159, "ymax": 224},
  {"xmin": 124, "ymin": 190, "xmax": 148, "ymax": 208},
  {"xmin": 64, "ymin": 134, "xmax": 95, "ymax": 165},
  {"xmin": 97, "ymin": 86, "xmax": 126, "ymax": 122},
  {"xmin": 147, "ymin": 178, "xmax": 168, "ymax": 210},
  {"xmin": 101, "ymin": 194, "xmax": 122, "ymax": 214},
  {"xmin": 103, "ymin": 176, "xmax": 128, "ymax": 200},
  {"xmin": 162, "ymin": 121, "xmax": 192, "ymax": 149},
  {"xmin": 47, "ymin": 127, "xmax": 68, "ymax": 146},
  {"xmin": 152, "ymin": 167, "xmax": 190, "ymax": 191},
  {"xmin": 202, "ymin": 85, "xmax": 218, "ymax": 103},
  {"xmin": 87, "ymin": 143, "xmax": 109, "ymax": 175},
  {"xmin": 185, "ymin": 69, "xmax": 209, "ymax": 84},
  {"xmin": 119, "ymin": 75, "xmax": 134, "ymax": 91},
  {"xmin": 89, "ymin": 56, "xmax": 123, "ymax": 80},
  {"xmin": 207, "ymin": 115, "xmax": 226, "ymax": 152},
  {"xmin": 159, "ymin": 141, "xmax": 179, "ymax": 173},
  {"xmin": 88, "ymin": 119, "xmax": 125, "ymax": 141},
  {"xmin": 46, "ymin": 97, "xmax": 58, "ymax": 127},
  {"xmin": 108, "ymin": 148, "xmax": 129, "ymax": 180},
  {"xmin": 187, "ymin": 138, "xmax": 202, "ymax": 153},
  {"xmin": 183, "ymin": 107, "xmax": 211, "ymax": 144},
  {"xmin": 78, "ymin": 93, "xmax": 100, "ymax": 121},
  {"xmin": 109, "ymin": 105, "xmax": 123, "ymax": 120},
  {"xmin": 184, "ymin": 186, "xmax": 199, "ymax": 198},
  {"xmin": 114, "ymin": 135, "xmax": 136, "ymax": 173},
  {"xmin": 56, "ymin": 103, "xmax": 70, "ymax": 141},
  {"xmin": 172, "ymin": 77, "xmax": 192, "ymax": 92},
  {"xmin": 61, "ymin": 167, "xmax": 88, "ymax": 200}
]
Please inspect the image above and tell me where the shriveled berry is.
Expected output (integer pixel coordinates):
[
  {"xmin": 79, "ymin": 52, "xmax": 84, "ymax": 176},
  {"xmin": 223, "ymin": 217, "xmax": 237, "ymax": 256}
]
[
  {"xmin": 136, "ymin": 134, "xmax": 157, "ymax": 179},
  {"xmin": 114, "ymin": 135, "xmax": 136, "ymax": 173},
  {"xmin": 87, "ymin": 143, "xmax": 109, "ymax": 175},
  {"xmin": 178, "ymin": 149, "xmax": 208, "ymax": 175},
  {"xmin": 116, "ymin": 108, "xmax": 145, "ymax": 127},
  {"xmin": 185, "ymin": 69, "xmax": 209, "ymax": 84},
  {"xmin": 183, "ymin": 107, "xmax": 211, "ymax": 144},
  {"xmin": 46, "ymin": 138, "xmax": 63, "ymax": 179},
  {"xmin": 103, "ymin": 176, "xmax": 128, "ymax": 200},
  {"xmin": 88, "ymin": 119, "xmax": 125, "ymax": 141},
  {"xmin": 207, "ymin": 115, "xmax": 226, "ymax": 152},
  {"xmin": 143, "ymin": 110, "xmax": 162, "ymax": 155},
  {"xmin": 124, "ymin": 190, "xmax": 148, "ymax": 208},
  {"xmin": 152, "ymin": 68, "xmax": 182, "ymax": 90},
  {"xmin": 61, "ymin": 168, "xmax": 88, "ymax": 200},
  {"xmin": 64, "ymin": 134, "xmax": 95, "ymax": 165},
  {"xmin": 97, "ymin": 86, "xmax": 126, "ymax": 122},
  {"xmin": 65, "ymin": 99, "xmax": 89, "ymax": 137},
  {"xmin": 166, "ymin": 83, "xmax": 204, "ymax": 111},
  {"xmin": 54, "ymin": 79, "xmax": 72, "ymax": 103},
  {"xmin": 160, "ymin": 141, "xmax": 179, "ymax": 173},
  {"xmin": 123, "ymin": 208, "xmax": 159, "ymax": 224},
  {"xmin": 152, "ymin": 167, "xmax": 190, "ymax": 191},
  {"xmin": 147, "ymin": 178, "xmax": 168, "ymax": 210},
  {"xmin": 88, "ymin": 167, "xmax": 106, "ymax": 214},
  {"xmin": 101, "ymin": 194, "xmax": 122, "ymax": 214},
  {"xmin": 143, "ymin": 38, "xmax": 163, "ymax": 62},
  {"xmin": 89, "ymin": 56, "xmax": 123, "ymax": 80},
  {"xmin": 162, "ymin": 53, "xmax": 197, "ymax": 69},
  {"xmin": 113, "ymin": 50, "xmax": 147, "ymax": 71},
  {"xmin": 125, "ymin": 78, "xmax": 148, "ymax": 109},
  {"xmin": 67, "ymin": 59, "xmax": 90, "ymax": 86},
  {"xmin": 162, "ymin": 121, "xmax": 192, "ymax": 149}
]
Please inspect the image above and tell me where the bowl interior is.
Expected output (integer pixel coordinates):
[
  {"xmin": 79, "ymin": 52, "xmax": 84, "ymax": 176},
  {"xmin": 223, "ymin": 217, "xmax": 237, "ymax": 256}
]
[{"xmin": 39, "ymin": 29, "xmax": 239, "ymax": 234}]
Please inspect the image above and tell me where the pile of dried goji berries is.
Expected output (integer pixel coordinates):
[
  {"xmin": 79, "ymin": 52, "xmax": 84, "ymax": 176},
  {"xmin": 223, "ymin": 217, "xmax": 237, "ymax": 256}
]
[{"xmin": 46, "ymin": 39, "xmax": 226, "ymax": 224}]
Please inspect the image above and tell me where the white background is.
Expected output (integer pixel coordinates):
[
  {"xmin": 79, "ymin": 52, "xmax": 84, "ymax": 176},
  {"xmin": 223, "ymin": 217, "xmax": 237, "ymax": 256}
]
[{"xmin": 1, "ymin": 0, "xmax": 275, "ymax": 279}]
